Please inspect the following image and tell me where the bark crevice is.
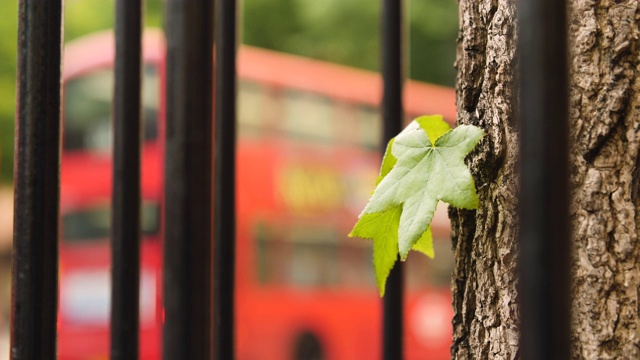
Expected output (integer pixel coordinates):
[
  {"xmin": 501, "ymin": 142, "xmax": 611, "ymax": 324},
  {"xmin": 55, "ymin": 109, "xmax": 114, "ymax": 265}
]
[
  {"xmin": 452, "ymin": 1, "xmax": 519, "ymax": 359},
  {"xmin": 452, "ymin": 1, "xmax": 640, "ymax": 359}
]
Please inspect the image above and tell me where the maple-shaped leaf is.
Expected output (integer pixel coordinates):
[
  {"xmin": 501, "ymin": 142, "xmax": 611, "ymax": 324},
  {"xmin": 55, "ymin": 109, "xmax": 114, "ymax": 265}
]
[
  {"xmin": 350, "ymin": 206, "xmax": 401, "ymax": 296},
  {"xmin": 350, "ymin": 205, "xmax": 433, "ymax": 296},
  {"xmin": 350, "ymin": 118, "xmax": 437, "ymax": 295},
  {"xmin": 360, "ymin": 115, "xmax": 483, "ymax": 259}
]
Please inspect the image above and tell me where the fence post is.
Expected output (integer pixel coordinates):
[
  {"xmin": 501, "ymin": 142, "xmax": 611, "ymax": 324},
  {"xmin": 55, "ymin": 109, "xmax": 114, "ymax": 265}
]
[
  {"xmin": 213, "ymin": 0, "xmax": 237, "ymax": 359},
  {"xmin": 381, "ymin": 0, "xmax": 405, "ymax": 358},
  {"xmin": 162, "ymin": 0, "xmax": 215, "ymax": 358},
  {"xmin": 518, "ymin": 0, "xmax": 571, "ymax": 359},
  {"xmin": 11, "ymin": 1, "xmax": 63, "ymax": 359},
  {"xmin": 110, "ymin": 0, "xmax": 143, "ymax": 359}
]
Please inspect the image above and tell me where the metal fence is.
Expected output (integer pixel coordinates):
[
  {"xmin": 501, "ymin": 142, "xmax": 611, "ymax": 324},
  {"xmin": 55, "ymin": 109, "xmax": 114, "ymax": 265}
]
[{"xmin": 10, "ymin": 0, "xmax": 569, "ymax": 359}]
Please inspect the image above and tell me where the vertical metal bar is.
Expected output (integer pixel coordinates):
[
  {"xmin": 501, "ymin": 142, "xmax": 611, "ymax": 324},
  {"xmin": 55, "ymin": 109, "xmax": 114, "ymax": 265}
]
[
  {"xmin": 11, "ymin": 1, "xmax": 63, "ymax": 359},
  {"xmin": 381, "ymin": 0, "xmax": 404, "ymax": 359},
  {"xmin": 111, "ymin": 0, "xmax": 143, "ymax": 359},
  {"xmin": 213, "ymin": 0, "xmax": 237, "ymax": 359},
  {"xmin": 518, "ymin": 0, "xmax": 570, "ymax": 359},
  {"xmin": 163, "ymin": 0, "xmax": 214, "ymax": 359}
]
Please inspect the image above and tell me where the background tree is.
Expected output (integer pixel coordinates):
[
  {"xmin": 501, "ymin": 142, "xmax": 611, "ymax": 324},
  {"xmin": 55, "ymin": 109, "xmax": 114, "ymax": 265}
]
[
  {"xmin": 243, "ymin": 0, "xmax": 458, "ymax": 85},
  {"xmin": 0, "ymin": 1, "xmax": 18, "ymax": 184},
  {"xmin": 451, "ymin": 1, "xmax": 639, "ymax": 358},
  {"xmin": 0, "ymin": 0, "xmax": 166, "ymax": 183},
  {"xmin": 0, "ymin": 0, "xmax": 458, "ymax": 183}
]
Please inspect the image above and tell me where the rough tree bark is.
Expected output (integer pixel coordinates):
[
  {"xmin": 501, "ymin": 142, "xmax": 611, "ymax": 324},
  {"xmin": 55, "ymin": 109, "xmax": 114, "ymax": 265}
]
[{"xmin": 450, "ymin": 1, "xmax": 639, "ymax": 359}]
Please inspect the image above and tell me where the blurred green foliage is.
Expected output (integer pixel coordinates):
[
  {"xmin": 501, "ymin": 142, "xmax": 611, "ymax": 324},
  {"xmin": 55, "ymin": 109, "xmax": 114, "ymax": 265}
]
[
  {"xmin": 0, "ymin": 0, "xmax": 457, "ymax": 183},
  {"xmin": 0, "ymin": 0, "xmax": 163, "ymax": 183},
  {"xmin": 0, "ymin": 1, "xmax": 18, "ymax": 184},
  {"xmin": 243, "ymin": 0, "xmax": 458, "ymax": 86}
]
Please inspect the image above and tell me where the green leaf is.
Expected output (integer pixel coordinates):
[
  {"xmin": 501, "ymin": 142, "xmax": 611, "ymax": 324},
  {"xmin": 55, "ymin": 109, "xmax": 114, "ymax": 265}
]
[
  {"xmin": 360, "ymin": 115, "xmax": 483, "ymax": 259},
  {"xmin": 416, "ymin": 114, "xmax": 450, "ymax": 144},
  {"xmin": 411, "ymin": 225, "xmax": 434, "ymax": 258},
  {"xmin": 351, "ymin": 115, "xmax": 482, "ymax": 296},
  {"xmin": 350, "ymin": 206, "xmax": 433, "ymax": 296},
  {"xmin": 375, "ymin": 117, "xmax": 429, "ymax": 184},
  {"xmin": 352, "ymin": 119, "xmax": 437, "ymax": 296},
  {"xmin": 350, "ymin": 207, "xmax": 401, "ymax": 296},
  {"xmin": 376, "ymin": 138, "xmax": 396, "ymax": 185}
]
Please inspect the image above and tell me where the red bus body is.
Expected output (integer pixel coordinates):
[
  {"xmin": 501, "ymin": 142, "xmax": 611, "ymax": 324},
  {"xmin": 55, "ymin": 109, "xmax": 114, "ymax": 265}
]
[{"xmin": 58, "ymin": 30, "xmax": 455, "ymax": 360}]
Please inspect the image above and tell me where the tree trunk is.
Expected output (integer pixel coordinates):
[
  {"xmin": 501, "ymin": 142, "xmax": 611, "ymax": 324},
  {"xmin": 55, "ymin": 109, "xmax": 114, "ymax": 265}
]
[
  {"xmin": 451, "ymin": 1, "xmax": 639, "ymax": 359},
  {"xmin": 451, "ymin": 1, "xmax": 520, "ymax": 358},
  {"xmin": 568, "ymin": 1, "xmax": 640, "ymax": 358}
]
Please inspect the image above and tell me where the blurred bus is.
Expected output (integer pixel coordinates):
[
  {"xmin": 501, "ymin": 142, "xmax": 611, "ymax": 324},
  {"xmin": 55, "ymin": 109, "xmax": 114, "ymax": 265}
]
[{"xmin": 58, "ymin": 30, "xmax": 456, "ymax": 360}]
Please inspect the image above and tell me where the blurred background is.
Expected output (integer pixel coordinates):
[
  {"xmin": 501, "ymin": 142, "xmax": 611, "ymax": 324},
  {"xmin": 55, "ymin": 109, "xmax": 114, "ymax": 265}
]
[{"xmin": 0, "ymin": 0, "xmax": 458, "ymax": 359}]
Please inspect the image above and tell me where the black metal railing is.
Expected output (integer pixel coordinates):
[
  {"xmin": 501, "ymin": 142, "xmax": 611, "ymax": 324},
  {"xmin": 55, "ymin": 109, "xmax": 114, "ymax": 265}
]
[
  {"xmin": 381, "ymin": 0, "xmax": 405, "ymax": 359},
  {"xmin": 162, "ymin": 0, "xmax": 215, "ymax": 359},
  {"xmin": 111, "ymin": 0, "xmax": 143, "ymax": 358},
  {"xmin": 11, "ymin": 1, "xmax": 62, "ymax": 359},
  {"xmin": 518, "ymin": 0, "xmax": 570, "ymax": 359},
  {"xmin": 9, "ymin": 0, "xmax": 570, "ymax": 359},
  {"xmin": 213, "ymin": 0, "xmax": 238, "ymax": 358}
]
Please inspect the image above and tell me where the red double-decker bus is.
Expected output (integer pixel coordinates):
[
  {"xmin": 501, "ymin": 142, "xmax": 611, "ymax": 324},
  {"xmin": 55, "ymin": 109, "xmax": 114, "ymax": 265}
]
[{"xmin": 58, "ymin": 30, "xmax": 456, "ymax": 360}]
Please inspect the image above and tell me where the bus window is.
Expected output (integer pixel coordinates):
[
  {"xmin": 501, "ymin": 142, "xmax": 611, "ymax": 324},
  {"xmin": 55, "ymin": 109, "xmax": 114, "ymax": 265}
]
[
  {"xmin": 255, "ymin": 224, "xmax": 290, "ymax": 285},
  {"xmin": 238, "ymin": 80, "xmax": 266, "ymax": 138},
  {"xmin": 60, "ymin": 269, "xmax": 157, "ymax": 325},
  {"xmin": 63, "ymin": 65, "xmax": 159, "ymax": 152},
  {"xmin": 337, "ymin": 236, "xmax": 375, "ymax": 287},
  {"xmin": 256, "ymin": 224, "xmax": 342, "ymax": 287},
  {"xmin": 256, "ymin": 223, "xmax": 376, "ymax": 288},
  {"xmin": 62, "ymin": 202, "xmax": 160, "ymax": 244},
  {"xmin": 289, "ymin": 226, "xmax": 338, "ymax": 287},
  {"xmin": 357, "ymin": 105, "xmax": 381, "ymax": 150},
  {"xmin": 332, "ymin": 101, "xmax": 366, "ymax": 149},
  {"xmin": 283, "ymin": 90, "xmax": 335, "ymax": 144},
  {"xmin": 405, "ymin": 237, "xmax": 454, "ymax": 289}
]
